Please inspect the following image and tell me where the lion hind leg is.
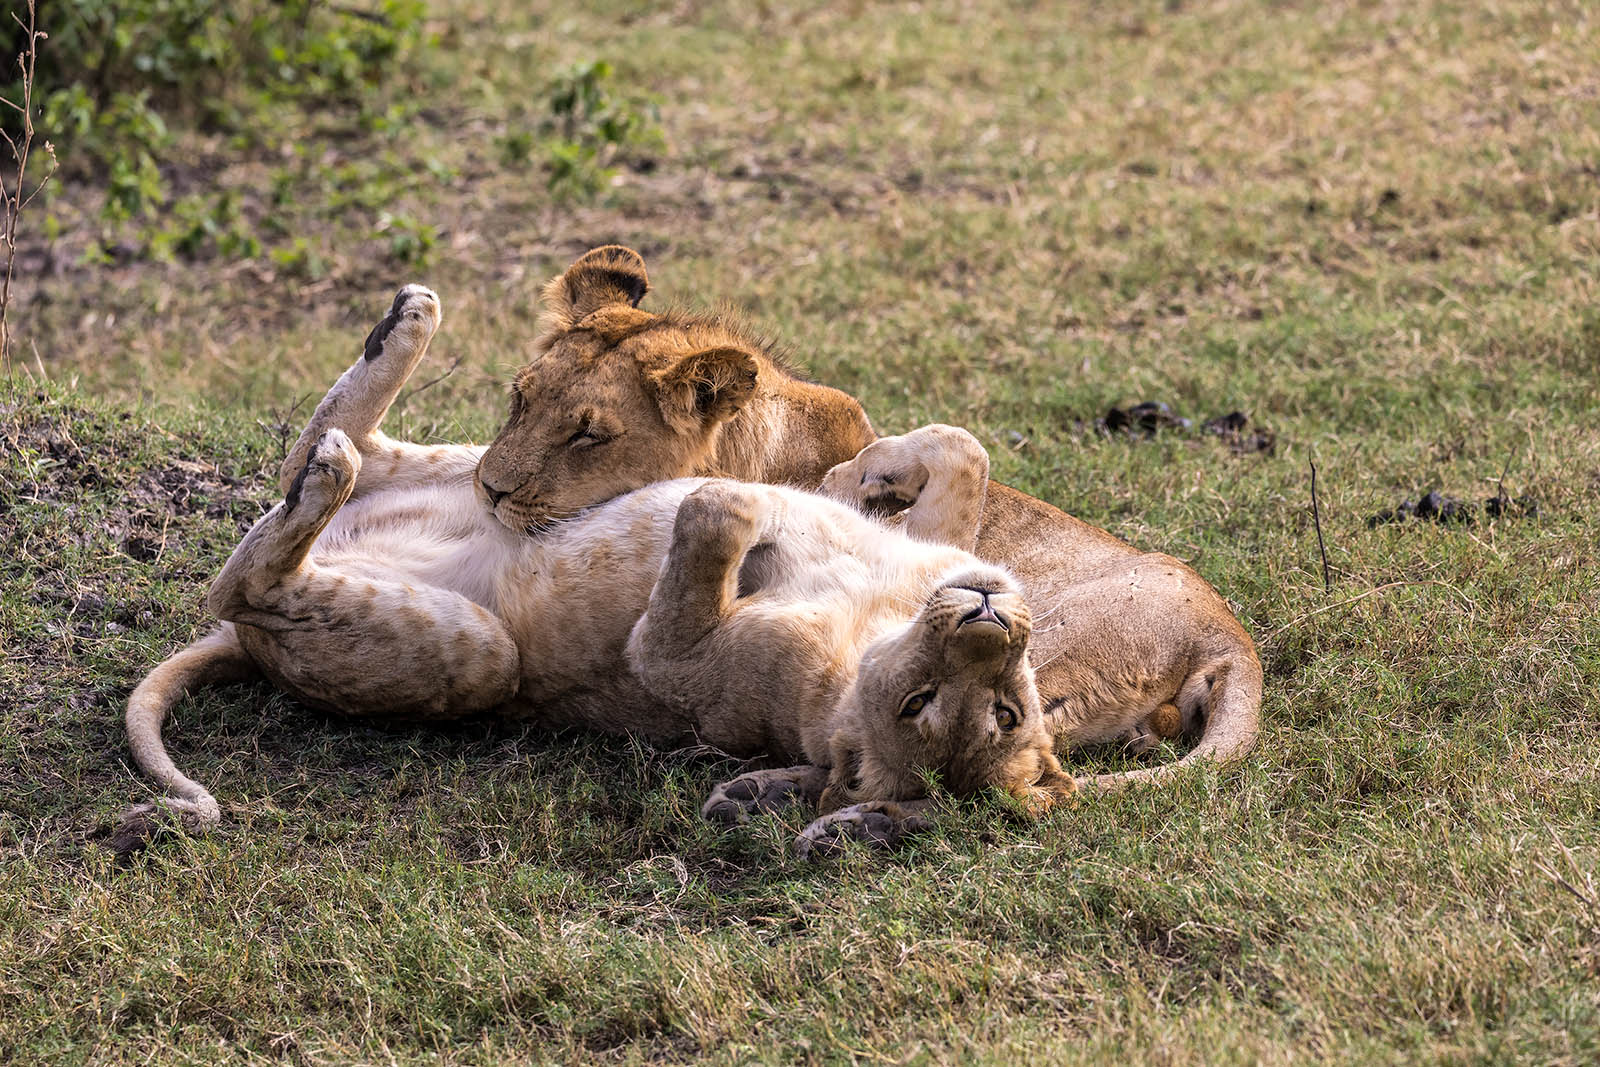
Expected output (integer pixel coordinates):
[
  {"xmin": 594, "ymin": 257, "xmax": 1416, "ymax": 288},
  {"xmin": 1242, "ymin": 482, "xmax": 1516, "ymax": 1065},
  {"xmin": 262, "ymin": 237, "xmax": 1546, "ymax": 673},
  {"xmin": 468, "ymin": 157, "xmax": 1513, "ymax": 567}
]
[
  {"xmin": 212, "ymin": 432, "xmax": 520, "ymax": 718},
  {"xmin": 213, "ymin": 430, "xmax": 360, "ymax": 619}
]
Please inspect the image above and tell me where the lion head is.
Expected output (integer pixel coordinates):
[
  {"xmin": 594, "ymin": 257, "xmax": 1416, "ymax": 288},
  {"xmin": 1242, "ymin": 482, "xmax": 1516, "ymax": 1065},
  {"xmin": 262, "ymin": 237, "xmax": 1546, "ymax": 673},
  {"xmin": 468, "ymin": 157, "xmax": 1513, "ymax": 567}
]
[
  {"xmin": 475, "ymin": 246, "xmax": 772, "ymax": 533},
  {"xmin": 821, "ymin": 566, "xmax": 1076, "ymax": 815}
]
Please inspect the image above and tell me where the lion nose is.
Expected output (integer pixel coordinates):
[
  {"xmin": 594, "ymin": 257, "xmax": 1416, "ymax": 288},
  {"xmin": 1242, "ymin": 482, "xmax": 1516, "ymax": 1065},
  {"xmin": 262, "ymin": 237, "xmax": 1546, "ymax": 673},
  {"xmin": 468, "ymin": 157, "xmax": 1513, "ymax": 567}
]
[{"xmin": 958, "ymin": 594, "xmax": 1009, "ymax": 632}]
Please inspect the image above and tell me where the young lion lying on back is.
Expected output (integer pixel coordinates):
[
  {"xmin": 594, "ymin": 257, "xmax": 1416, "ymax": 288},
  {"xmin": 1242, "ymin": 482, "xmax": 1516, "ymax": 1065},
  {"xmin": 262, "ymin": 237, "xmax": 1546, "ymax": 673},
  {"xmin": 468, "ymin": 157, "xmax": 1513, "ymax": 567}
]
[{"xmin": 126, "ymin": 285, "xmax": 1072, "ymax": 855}]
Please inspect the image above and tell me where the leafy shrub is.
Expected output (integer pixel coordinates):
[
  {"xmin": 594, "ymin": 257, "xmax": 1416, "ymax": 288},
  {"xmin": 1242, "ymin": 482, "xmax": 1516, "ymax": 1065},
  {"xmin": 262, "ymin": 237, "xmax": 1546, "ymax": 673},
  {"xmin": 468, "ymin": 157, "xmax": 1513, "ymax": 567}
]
[
  {"xmin": 2, "ymin": 0, "xmax": 429, "ymax": 217},
  {"xmin": 501, "ymin": 59, "xmax": 663, "ymax": 201}
]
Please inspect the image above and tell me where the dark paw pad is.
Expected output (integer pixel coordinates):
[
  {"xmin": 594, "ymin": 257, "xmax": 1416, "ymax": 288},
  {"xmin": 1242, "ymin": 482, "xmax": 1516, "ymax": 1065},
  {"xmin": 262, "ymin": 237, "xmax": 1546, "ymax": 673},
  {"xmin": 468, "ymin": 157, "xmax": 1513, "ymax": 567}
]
[
  {"xmin": 362, "ymin": 289, "xmax": 412, "ymax": 361},
  {"xmin": 703, "ymin": 798, "xmax": 746, "ymax": 826}
]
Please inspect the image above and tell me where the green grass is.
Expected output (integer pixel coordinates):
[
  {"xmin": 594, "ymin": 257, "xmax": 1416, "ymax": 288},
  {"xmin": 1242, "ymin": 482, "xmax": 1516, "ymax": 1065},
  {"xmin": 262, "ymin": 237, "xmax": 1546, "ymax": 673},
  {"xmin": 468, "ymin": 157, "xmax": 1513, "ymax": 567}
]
[{"xmin": 4, "ymin": 0, "xmax": 1599, "ymax": 1062}]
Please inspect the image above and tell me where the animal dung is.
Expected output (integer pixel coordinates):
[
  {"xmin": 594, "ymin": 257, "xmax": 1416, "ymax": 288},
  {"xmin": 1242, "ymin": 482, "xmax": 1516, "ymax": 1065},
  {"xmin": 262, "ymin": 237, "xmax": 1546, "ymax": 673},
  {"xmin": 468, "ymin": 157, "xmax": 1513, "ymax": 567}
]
[
  {"xmin": 1367, "ymin": 489, "xmax": 1538, "ymax": 529},
  {"xmin": 1096, "ymin": 403, "xmax": 1276, "ymax": 455}
]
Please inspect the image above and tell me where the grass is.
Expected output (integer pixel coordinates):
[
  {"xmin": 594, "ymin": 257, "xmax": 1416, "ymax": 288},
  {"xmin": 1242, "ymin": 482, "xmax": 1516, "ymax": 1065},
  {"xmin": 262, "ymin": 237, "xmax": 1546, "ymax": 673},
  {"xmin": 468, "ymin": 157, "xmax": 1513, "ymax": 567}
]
[{"xmin": 3, "ymin": 0, "xmax": 1599, "ymax": 1062}]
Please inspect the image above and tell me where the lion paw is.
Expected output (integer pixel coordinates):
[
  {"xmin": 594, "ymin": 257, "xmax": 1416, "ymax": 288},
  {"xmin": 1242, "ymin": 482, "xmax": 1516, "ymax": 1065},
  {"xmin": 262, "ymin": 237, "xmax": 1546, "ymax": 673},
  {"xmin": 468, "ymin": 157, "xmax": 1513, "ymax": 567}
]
[
  {"xmin": 363, "ymin": 284, "xmax": 442, "ymax": 363},
  {"xmin": 702, "ymin": 765, "xmax": 827, "ymax": 825},
  {"xmin": 794, "ymin": 802, "xmax": 933, "ymax": 860},
  {"xmin": 822, "ymin": 437, "xmax": 930, "ymax": 517},
  {"xmin": 284, "ymin": 429, "xmax": 361, "ymax": 515}
]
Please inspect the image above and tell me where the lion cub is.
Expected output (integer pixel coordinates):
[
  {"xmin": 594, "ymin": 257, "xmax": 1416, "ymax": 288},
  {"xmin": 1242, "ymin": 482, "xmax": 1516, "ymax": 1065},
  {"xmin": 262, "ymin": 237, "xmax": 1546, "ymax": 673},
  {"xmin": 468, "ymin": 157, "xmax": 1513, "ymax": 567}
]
[{"xmin": 124, "ymin": 286, "xmax": 1071, "ymax": 854}]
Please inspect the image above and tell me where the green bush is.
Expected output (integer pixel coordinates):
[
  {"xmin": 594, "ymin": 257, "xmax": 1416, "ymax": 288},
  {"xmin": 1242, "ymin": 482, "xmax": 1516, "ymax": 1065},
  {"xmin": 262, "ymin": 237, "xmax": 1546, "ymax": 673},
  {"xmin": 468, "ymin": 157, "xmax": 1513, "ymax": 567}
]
[
  {"xmin": 3, "ymin": 0, "xmax": 428, "ymax": 216},
  {"xmin": 505, "ymin": 59, "xmax": 664, "ymax": 201}
]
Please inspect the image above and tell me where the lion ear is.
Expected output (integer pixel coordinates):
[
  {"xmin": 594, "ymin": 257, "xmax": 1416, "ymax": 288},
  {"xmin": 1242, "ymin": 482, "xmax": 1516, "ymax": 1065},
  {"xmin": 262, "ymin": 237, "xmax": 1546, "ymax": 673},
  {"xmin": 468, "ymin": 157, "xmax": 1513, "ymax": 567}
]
[
  {"xmin": 541, "ymin": 245, "xmax": 649, "ymax": 331},
  {"xmin": 648, "ymin": 345, "xmax": 759, "ymax": 433}
]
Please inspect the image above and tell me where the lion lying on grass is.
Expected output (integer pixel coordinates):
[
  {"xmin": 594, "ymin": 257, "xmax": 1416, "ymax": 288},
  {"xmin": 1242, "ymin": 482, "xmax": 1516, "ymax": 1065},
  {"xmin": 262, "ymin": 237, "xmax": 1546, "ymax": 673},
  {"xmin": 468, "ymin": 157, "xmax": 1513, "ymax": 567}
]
[
  {"xmin": 476, "ymin": 246, "xmax": 1262, "ymax": 791},
  {"xmin": 126, "ymin": 286, "xmax": 1071, "ymax": 855}
]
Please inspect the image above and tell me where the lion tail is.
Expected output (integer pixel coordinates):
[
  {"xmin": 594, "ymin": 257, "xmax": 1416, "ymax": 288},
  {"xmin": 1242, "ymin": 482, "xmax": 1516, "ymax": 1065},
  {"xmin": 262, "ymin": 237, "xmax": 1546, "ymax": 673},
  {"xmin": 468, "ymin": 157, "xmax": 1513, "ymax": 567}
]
[
  {"xmin": 1075, "ymin": 644, "xmax": 1263, "ymax": 793},
  {"xmin": 123, "ymin": 624, "xmax": 258, "ymax": 832}
]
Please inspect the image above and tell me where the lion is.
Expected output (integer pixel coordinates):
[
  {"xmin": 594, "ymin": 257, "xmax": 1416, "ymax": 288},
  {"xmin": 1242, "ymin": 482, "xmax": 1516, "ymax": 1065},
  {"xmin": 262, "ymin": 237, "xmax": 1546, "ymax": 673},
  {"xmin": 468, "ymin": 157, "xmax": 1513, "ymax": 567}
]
[
  {"xmin": 475, "ymin": 247, "xmax": 1261, "ymax": 794},
  {"xmin": 124, "ymin": 285, "xmax": 1073, "ymax": 855}
]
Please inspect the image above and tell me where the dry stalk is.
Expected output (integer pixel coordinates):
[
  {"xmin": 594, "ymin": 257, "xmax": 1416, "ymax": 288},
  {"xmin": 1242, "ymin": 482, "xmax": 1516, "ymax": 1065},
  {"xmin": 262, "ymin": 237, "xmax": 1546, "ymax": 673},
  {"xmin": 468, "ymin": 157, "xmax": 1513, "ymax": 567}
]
[{"xmin": 1, "ymin": 0, "xmax": 57, "ymax": 399}]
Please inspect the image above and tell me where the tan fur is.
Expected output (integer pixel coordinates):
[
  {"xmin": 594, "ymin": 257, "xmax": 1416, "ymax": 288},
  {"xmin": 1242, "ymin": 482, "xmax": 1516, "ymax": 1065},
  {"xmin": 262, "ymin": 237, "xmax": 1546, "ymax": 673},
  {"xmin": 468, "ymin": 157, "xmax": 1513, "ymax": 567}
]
[
  {"xmin": 477, "ymin": 248, "xmax": 1263, "ymax": 798},
  {"xmin": 122, "ymin": 285, "xmax": 1068, "ymax": 852}
]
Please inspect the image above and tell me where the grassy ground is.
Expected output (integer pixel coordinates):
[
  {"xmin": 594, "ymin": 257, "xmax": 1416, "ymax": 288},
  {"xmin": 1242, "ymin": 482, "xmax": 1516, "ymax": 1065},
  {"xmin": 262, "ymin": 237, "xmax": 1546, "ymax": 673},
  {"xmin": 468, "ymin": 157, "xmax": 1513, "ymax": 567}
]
[{"xmin": 4, "ymin": 0, "xmax": 1599, "ymax": 1062}]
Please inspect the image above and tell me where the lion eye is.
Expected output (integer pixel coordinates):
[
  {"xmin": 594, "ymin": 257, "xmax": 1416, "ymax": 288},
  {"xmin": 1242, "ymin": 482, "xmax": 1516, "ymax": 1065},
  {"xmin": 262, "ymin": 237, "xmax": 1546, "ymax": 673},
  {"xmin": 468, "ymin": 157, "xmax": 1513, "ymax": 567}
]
[
  {"xmin": 996, "ymin": 704, "xmax": 1019, "ymax": 731},
  {"xmin": 567, "ymin": 426, "xmax": 609, "ymax": 449},
  {"xmin": 508, "ymin": 390, "xmax": 526, "ymax": 419},
  {"xmin": 899, "ymin": 688, "xmax": 936, "ymax": 717}
]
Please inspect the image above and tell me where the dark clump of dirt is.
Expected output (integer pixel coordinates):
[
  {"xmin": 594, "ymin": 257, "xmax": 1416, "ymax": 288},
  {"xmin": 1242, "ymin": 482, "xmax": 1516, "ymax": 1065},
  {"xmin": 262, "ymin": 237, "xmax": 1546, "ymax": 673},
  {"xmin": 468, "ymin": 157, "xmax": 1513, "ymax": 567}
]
[
  {"xmin": 1201, "ymin": 410, "xmax": 1277, "ymax": 455},
  {"xmin": 1484, "ymin": 491, "xmax": 1539, "ymax": 520},
  {"xmin": 1103, "ymin": 401, "xmax": 1191, "ymax": 434},
  {"xmin": 95, "ymin": 809, "xmax": 164, "ymax": 863},
  {"xmin": 1367, "ymin": 489, "xmax": 1539, "ymax": 528},
  {"xmin": 1096, "ymin": 402, "xmax": 1276, "ymax": 455}
]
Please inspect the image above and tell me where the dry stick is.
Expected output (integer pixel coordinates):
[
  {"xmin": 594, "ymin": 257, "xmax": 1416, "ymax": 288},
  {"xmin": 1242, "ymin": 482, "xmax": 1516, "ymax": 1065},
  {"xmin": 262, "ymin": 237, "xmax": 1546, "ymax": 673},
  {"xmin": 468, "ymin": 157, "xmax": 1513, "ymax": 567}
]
[
  {"xmin": 259, "ymin": 391, "xmax": 313, "ymax": 461},
  {"xmin": 1310, "ymin": 460, "xmax": 1331, "ymax": 594},
  {"xmin": 1, "ymin": 1, "xmax": 57, "ymax": 402},
  {"xmin": 396, "ymin": 353, "xmax": 464, "ymax": 408},
  {"xmin": 1491, "ymin": 449, "xmax": 1514, "ymax": 509}
]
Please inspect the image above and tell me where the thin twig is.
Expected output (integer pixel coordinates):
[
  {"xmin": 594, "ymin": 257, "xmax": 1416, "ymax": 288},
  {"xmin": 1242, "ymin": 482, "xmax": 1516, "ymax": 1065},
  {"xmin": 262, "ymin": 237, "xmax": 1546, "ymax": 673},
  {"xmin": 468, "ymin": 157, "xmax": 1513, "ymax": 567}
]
[
  {"xmin": 396, "ymin": 353, "xmax": 464, "ymax": 407},
  {"xmin": 328, "ymin": 4, "xmax": 394, "ymax": 26},
  {"xmin": 258, "ymin": 391, "xmax": 313, "ymax": 460},
  {"xmin": 1, "ymin": 1, "xmax": 57, "ymax": 401},
  {"xmin": 1310, "ymin": 460, "xmax": 1330, "ymax": 594}
]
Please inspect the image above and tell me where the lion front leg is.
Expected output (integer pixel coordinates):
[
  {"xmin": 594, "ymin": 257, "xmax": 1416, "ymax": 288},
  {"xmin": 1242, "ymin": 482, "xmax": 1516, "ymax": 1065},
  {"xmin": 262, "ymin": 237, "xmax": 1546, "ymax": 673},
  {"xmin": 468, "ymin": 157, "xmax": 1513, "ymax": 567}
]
[
  {"xmin": 629, "ymin": 481, "xmax": 777, "ymax": 681},
  {"xmin": 794, "ymin": 799, "xmax": 936, "ymax": 860},
  {"xmin": 820, "ymin": 424, "xmax": 991, "ymax": 550},
  {"xmin": 702, "ymin": 765, "xmax": 828, "ymax": 825},
  {"xmin": 281, "ymin": 285, "xmax": 481, "ymax": 501}
]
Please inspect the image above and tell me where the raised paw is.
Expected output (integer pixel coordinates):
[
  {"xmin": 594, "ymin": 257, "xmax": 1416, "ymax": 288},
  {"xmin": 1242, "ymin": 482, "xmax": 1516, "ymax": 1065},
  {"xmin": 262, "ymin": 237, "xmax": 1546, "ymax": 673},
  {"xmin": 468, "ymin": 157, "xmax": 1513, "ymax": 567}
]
[
  {"xmin": 363, "ymin": 284, "xmax": 442, "ymax": 363},
  {"xmin": 674, "ymin": 482, "xmax": 780, "ymax": 554},
  {"xmin": 702, "ymin": 765, "xmax": 827, "ymax": 825},
  {"xmin": 283, "ymin": 429, "xmax": 361, "ymax": 515},
  {"xmin": 794, "ymin": 801, "xmax": 934, "ymax": 860},
  {"xmin": 821, "ymin": 437, "xmax": 929, "ymax": 517}
]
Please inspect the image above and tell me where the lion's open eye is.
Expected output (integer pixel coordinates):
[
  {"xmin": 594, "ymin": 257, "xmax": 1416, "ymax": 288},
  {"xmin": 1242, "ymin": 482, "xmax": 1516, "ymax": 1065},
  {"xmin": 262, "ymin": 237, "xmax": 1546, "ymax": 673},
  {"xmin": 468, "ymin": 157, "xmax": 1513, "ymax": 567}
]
[
  {"xmin": 899, "ymin": 688, "xmax": 936, "ymax": 717},
  {"xmin": 996, "ymin": 704, "xmax": 1020, "ymax": 731}
]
